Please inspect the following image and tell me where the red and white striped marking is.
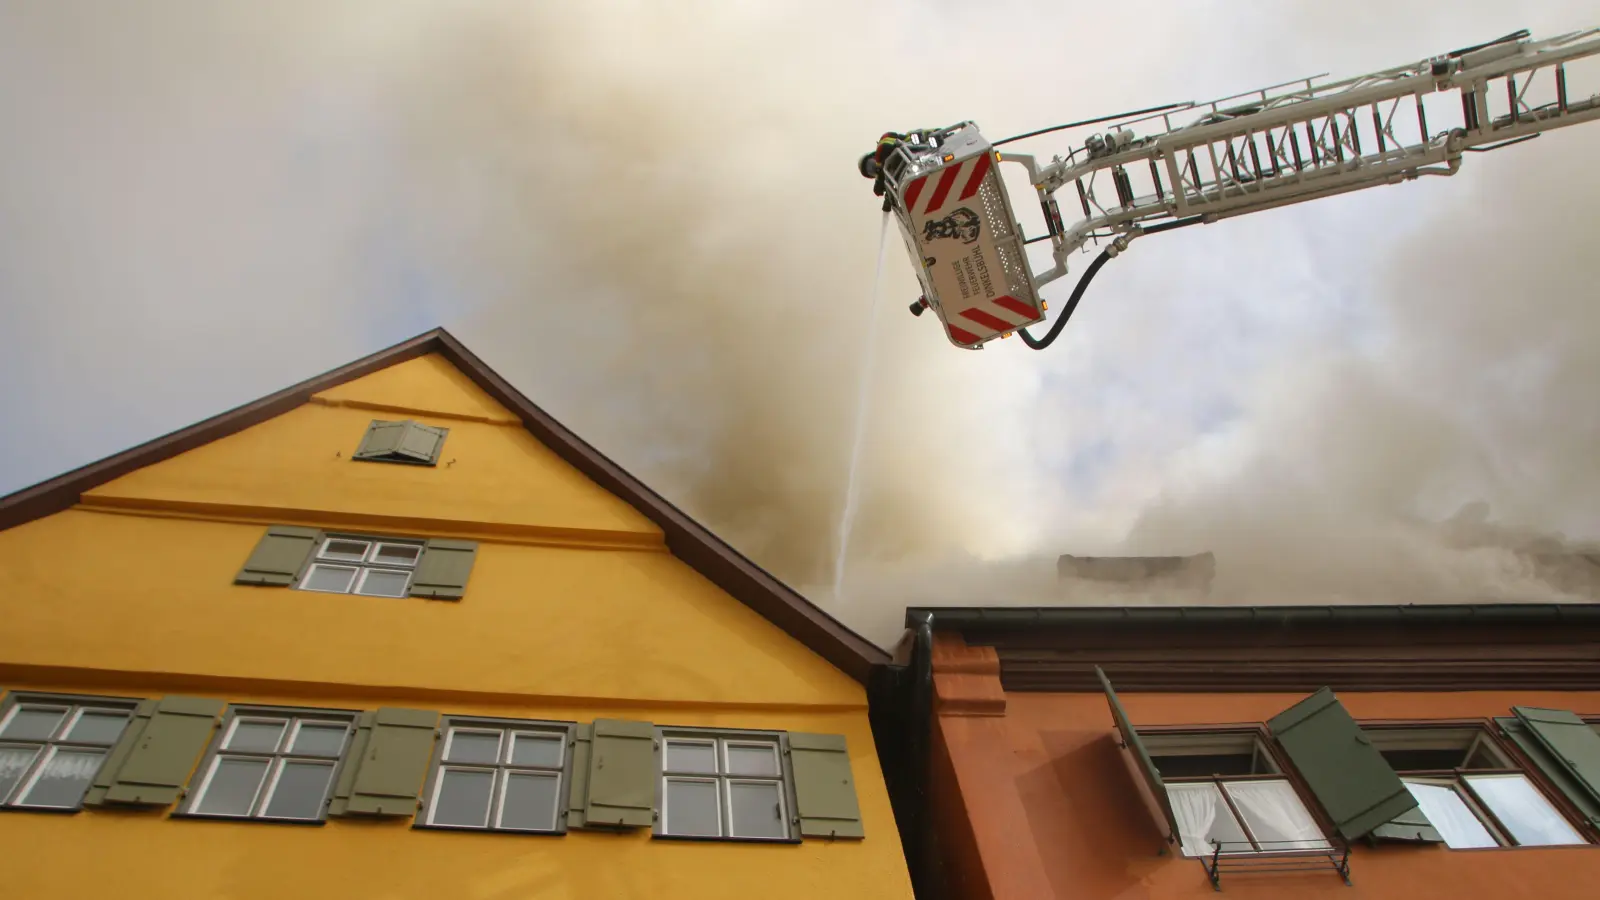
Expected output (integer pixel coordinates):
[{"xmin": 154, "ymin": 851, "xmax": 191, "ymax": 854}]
[
  {"xmin": 946, "ymin": 294, "xmax": 1039, "ymax": 346},
  {"xmin": 903, "ymin": 152, "xmax": 992, "ymax": 218}
]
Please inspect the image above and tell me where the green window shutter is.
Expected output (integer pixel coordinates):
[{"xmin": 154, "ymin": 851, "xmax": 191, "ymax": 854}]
[
  {"xmin": 788, "ymin": 733, "xmax": 865, "ymax": 839},
  {"xmin": 583, "ymin": 718, "xmax": 656, "ymax": 829},
  {"xmin": 327, "ymin": 710, "xmax": 377, "ymax": 816},
  {"xmin": 409, "ymin": 539, "xmax": 478, "ymax": 600},
  {"xmin": 354, "ymin": 420, "xmax": 448, "ymax": 466},
  {"xmin": 338, "ymin": 707, "xmax": 439, "ymax": 817},
  {"xmin": 1268, "ymin": 687, "xmax": 1415, "ymax": 840},
  {"xmin": 1097, "ymin": 666, "xmax": 1181, "ymax": 849},
  {"xmin": 94, "ymin": 695, "xmax": 223, "ymax": 806},
  {"xmin": 234, "ymin": 526, "xmax": 322, "ymax": 586},
  {"xmin": 1371, "ymin": 805, "xmax": 1444, "ymax": 843},
  {"xmin": 83, "ymin": 698, "xmax": 158, "ymax": 806},
  {"xmin": 567, "ymin": 723, "xmax": 594, "ymax": 829},
  {"xmin": 1508, "ymin": 707, "xmax": 1600, "ymax": 830},
  {"xmin": 397, "ymin": 423, "xmax": 448, "ymax": 464},
  {"xmin": 354, "ymin": 420, "xmax": 409, "ymax": 460}
]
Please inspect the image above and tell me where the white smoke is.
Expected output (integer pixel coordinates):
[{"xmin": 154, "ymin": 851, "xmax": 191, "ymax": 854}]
[{"xmin": 3, "ymin": 2, "xmax": 1598, "ymax": 650}]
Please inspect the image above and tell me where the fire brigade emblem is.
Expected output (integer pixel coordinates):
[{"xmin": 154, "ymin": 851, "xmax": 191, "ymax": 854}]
[{"xmin": 923, "ymin": 207, "xmax": 981, "ymax": 245}]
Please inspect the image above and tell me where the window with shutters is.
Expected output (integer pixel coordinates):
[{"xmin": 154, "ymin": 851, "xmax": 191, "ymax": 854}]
[
  {"xmin": 417, "ymin": 717, "xmax": 576, "ymax": 833},
  {"xmin": 654, "ymin": 728, "xmax": 796, "ymax": 842},
  {"xmin": 296, "ymin": 534, "xmax": 424, "ymax": 598},
  {"xmin": 1141, "ymin": 729, "xmax": 1332, "ymax": 858},
  {"xmin": 0, "ymin": 692, "xmax": 140, "ymax": 811},
  {"xmin": 1367, "ymin": 725, "xmax": 1588, "ymax": 849},
  {"xmin": 353, "ymin": 419, "xmax": 448, "ymax": 466},
  {"xmin": 178, "ymin": 706, "xmax": 356, "ymax": 823}
]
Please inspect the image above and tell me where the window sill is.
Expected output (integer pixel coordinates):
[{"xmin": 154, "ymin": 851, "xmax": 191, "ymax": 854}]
[
  {"xmin": 411, "ymin": 823, "xmax": 567, "ymax": 837},
  {"xmin": 652, "ymin": 833, "xmax": 801, "ymax": 845},
  {"xmin": 0, "ymin": 804, "xmax": 82, "ymax": 815},
  {"xmin": 171, "ymin": 812, "xmax": 328, "ymax": 826}
]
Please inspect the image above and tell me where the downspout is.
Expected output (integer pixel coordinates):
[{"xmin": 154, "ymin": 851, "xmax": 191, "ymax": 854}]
[{"xmin": 907, "ymin": 610, "xmax": 938, "ymax": 899}]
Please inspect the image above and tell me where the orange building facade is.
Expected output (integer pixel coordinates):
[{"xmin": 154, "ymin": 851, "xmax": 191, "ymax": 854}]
[{"xmin": 871, "ymin": 605, "xmax": 1600, "ymax": 899}]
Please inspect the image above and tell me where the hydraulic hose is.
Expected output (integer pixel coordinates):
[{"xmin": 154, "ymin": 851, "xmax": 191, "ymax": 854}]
[{"xmin": 1018, "ymin": 216, "xmax": 1202, "ymax": 350}]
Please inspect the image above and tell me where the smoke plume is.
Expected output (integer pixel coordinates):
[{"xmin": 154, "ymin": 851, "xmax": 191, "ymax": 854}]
[{"xmin": 3, "ymin": 2, "xmax": 1599, "ymax": 648}]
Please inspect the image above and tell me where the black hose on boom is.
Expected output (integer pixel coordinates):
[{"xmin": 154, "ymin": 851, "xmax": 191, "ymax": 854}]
[{"xmin": 1018, "ymin": 217, "xmax": 1203, "ymax": 350}]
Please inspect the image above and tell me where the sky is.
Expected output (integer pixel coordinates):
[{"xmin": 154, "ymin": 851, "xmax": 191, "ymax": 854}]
[{"xmin": 3, "ymin": 2, "xmax": 1598, "ymax": 646}]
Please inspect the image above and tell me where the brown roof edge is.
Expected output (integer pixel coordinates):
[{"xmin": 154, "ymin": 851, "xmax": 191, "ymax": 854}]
[{"xmin": 0, "ymin": 328, "xmax": 888, "ymax": 683}]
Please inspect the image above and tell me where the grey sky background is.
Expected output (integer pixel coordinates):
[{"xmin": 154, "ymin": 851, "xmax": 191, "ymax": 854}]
[{"xmin": 3, "ymin": 2, "xmax": 1597, "ymax": 645}]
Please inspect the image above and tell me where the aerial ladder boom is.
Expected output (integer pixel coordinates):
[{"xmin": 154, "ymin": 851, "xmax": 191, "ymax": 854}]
[{"xmin": 861, "ymin": 27, "xmax": 1600, "ymax": 351}]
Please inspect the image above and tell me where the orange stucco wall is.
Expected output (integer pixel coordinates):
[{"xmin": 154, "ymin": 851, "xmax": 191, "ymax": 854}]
[
  {"xmin": 0, "ymin": 353, "xmax": 913, "ymax": 900},
  {"xmin": 937, "ymin": 689, "xmax": 1600, "ymax": 900}
]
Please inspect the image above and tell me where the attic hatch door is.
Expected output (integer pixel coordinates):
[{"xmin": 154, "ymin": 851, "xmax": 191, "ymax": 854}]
[
  {"xmin": 1097, "ymin": 666, "xmax": 1181, "ymax": 853},
  {"xmin": 354, "ymin": 420, "xmax": 448, "ymax": 466}
]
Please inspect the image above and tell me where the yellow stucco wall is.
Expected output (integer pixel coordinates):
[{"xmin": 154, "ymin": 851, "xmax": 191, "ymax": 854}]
[{"xmin": 0, "ymin": 353, "xmax": 912, "ymax": 899}]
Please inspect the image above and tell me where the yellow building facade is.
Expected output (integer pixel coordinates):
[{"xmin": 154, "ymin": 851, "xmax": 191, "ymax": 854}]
[{"xmin": 0, "ymin": 329, "xmax": 910, "ymax": 899}]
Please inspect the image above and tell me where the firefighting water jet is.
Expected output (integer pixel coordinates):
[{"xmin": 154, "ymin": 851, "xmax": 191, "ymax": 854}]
[{"xmin": 832, "ymin": 211, "xmax": 892, "ymax": 601}]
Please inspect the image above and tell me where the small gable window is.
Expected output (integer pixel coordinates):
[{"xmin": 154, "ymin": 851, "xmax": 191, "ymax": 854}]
[
  {"xmin": 353, "ymin": 419, "xmax": 448, "ymax": 466},
  {"xmin": 300, "ymin": 536, "xmax": 424, "ymax": 598},
  {"xmin": 235, "ymin": 527, "xmax": 478, "ymax": 601}
]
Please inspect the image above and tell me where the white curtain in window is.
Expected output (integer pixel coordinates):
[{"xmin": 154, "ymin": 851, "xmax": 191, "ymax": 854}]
[
  {"xmin": 1404, "ymin": 781, "xmax": 1497, "ymax": 848},
  {"xmin": 1223, "ymin": 780, "xmax": 1329, "ymax": 851},
  {"xmin": 1464, "ymin": 775, "xmax": 1585, "ymax": 847},
  {"xmin": 1167, "ymin": 782, "xmax": 1223, "ymax": 857}
]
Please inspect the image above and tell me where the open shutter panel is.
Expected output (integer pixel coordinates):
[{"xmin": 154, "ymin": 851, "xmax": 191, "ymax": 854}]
[
  {"xmin": 339, "ymin": 707, "xmax": 439, "ymax": 816},
  {"xmin": 1510, "ymin": 707, "xmax": 1600, "ymax": 830},
  {"xmin": 1097, "ymin": 666, "xmax": 1181, "ymax": 850},
  {"xmin": 567, "ymin": 723, "xmax": 594, "ymax": 829},
  {"xmin": 234, "ymin": 526, "xmax": 321, "ymax": 586},
  {"xmin": 409, "ymin": 539, "xmax": 478, "ymax": 600},
  {"xmin": 1370, "ymin": 805, "xmax": 1444, "ymax": 843},
  {"xmin": 397, "ymin": 423, "xmax": 448, "ymax": 464},
  {"xmin": 354, "ymin": 420, "xmax": 409, "ymax": 460},
  {"xmin": 1498, "ymin": 714, "xmax": 1600, "ymax": 831},
  {"xmin": 1268, "ymin": 687, "xmax": 1415, "ymax": 840},
  {"xmin": 583, "ymin": 718, "xmax": 656, "ymax": 828},
  {"xmin": 94, "ymin": 695, "xmax": 223, "ymax": 806},
  {"xmin": 83, "ymin": 698, "xmax": 158, "ymax": 806},
  {"xmin": 788, "ymin": 733, "xmax": 865, "ymax": 839},
  {"xmin": 327, "ymin": 710, "xmax": 377, "ymax": 816}
]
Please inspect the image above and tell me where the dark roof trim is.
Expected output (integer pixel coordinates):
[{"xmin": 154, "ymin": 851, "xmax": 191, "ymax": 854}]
[
  {"xmin": 0, "ymin": 328, "xmax": 887, "ymax": 683},
  {"xmin": 906, "ymin": 603, "xmax": 1600, "ymax": 630}
]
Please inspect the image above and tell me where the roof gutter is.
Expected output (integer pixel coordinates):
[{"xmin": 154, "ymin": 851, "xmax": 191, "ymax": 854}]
[{"xmin": 905, "ymin": 602, "xmax": 1600, "ymax": 630}]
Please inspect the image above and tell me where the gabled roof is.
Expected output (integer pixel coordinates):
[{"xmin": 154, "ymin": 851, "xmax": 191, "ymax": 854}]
[{"xmin": 0, "ymin": 328, "xmax": 888, "ymax": 682}]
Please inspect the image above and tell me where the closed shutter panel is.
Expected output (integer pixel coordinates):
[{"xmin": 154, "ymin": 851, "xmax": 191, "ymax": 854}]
[
  {"xmin": 397, "ymin": 423, "xmax": 448, "ymax": 464},
  {"xmin": 567, "ymin": 723, "xmax": 594, "ymax": 829},
  {"xmin": 1268, "ymin": 687, "xmax": 1415, "ymax": 840},
  {"xmin": 339, "ymin": 707, "xmax": 439, "ymax": 816},
  {"xmin": 788, "ymin": 732, "xmax": 865, "ymax": 839},
  {"xmin": 327, "ymin": 710, "xmax": 377, "ymax": 816},
  {"xmin": 583, "ymin": 718, "xmax": 655, "ymax": 828},
  {"xmin": 409, "ymin": 539, "xmax": 478, "ymax": 600},
  {"xmin": 97, "ymin": 696, "xmax": 224, "ymax": 806},
  {"xmin": 1097, "ymin": 666, "xmax": 1181, "ymax": 851},
  {"xmin": 1509, "ymin": 707, "xmax": 1600, "ymax": 830},
  {"xmin": 234, "ymin": 526, "xmax": 322, "ymax": 586},
  {"xmin": 354, "ymin": 420, "xmax": 408, "ymax": 460},
  {"xmin": 83, "ymin": 698, "xmax": 158, "ymax": 806}
]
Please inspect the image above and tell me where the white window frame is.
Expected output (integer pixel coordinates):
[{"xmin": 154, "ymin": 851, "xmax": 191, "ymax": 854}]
[
  {"xmin": 656, "ymin": 729, "xmax": 795, "ymax": 842},
  {"xmin": 0, "ymin": 694, "xmax": 139, "ymax": 811},
  {"xmin": 1144, "ymin": 729, "xmax": 1331, "ymax": 858},
  {"xmin": 420, "ymin": 719, "xmax": 573, "ymax": 834},
  {"xmin": 296, "ymin": 535, "xmax": 423, "ymax": 598},
  {"xmin": 180, "ymin": 708, "xmax": 354, "ymax": 822}
]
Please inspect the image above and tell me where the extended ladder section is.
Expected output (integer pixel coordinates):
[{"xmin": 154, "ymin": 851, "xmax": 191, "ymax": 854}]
[{"xmin": 1003, "ymin": 28, "xmax": 1600, "ymax": 290}]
